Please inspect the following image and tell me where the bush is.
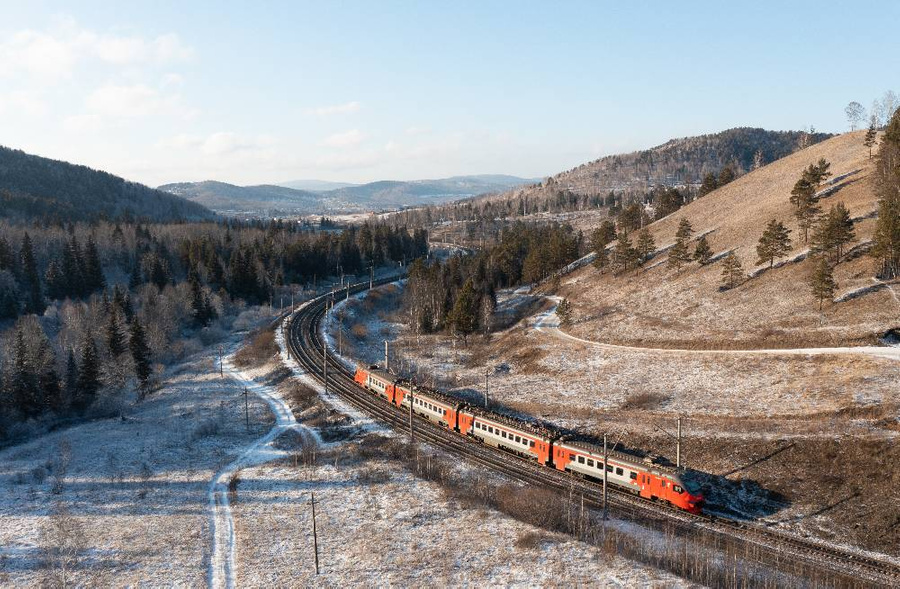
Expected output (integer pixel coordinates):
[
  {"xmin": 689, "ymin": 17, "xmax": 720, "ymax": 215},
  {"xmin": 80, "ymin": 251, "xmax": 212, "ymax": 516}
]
[
  {"xmin": 351, "ymin": 323, "xmax": 368, "ymax": 340},
  {"xmin": 234, "ymin": 328, "xmax": 277, "ymax": 367},
  {"xmin": 192, "ymin": 417, "xmax": 222, "ymax": 440},
  {"xmin": 620, "ymin": 391, "xmax": 670, "ymax": 410}
]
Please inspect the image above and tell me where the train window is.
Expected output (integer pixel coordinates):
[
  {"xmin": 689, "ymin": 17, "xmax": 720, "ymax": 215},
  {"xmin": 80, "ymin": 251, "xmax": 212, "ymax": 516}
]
[
  {"xmin": 615, "ymin": 467, "xmax": 623, "ymax": 476},
  {"xmin": 502, "ymin": 432, "xmax": 507, "ymax": 438},
  {"xmin": 530, "ymin": 441, "xmax": 535, "ymax": 448},
  {"xmin": 577, "ymin": 456, "xmax": 585, "ymax": 464},
  {"xmin": 515, "ymin": 435, "xmax": 521, "ymax": 443},
  {"xmin": 674, "ymin": 485, "xmax": 683, "ymax": 494},
  {"xmin": 629, "ymin": 472, "xmax": 637, "ymax": 480},
  {"xmin": 606, "ymin": 465, "xmax": 613, "ymax": 473}
]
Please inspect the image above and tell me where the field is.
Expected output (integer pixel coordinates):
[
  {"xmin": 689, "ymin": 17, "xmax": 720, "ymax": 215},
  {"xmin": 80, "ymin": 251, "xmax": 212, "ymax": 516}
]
[
  {"xmin": 0, "ymin": 319, "xmax": 688, "ymax": 585},
  {"xmin": 329, "ymin": 281, "xmax": 900, "ymax": 557}
]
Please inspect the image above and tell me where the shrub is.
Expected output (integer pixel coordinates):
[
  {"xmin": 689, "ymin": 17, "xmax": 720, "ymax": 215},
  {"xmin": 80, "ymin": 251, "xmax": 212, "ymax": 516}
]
[{"xmin": 234, "ymin": 328, "xmax": 277, "ymax": 367}]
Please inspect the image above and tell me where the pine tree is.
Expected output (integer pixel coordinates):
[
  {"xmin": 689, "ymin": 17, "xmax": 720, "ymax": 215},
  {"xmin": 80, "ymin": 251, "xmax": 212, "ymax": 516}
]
[
  {"xmin": 130, "ymin": 318, "xmax": 152, "ymax": 396},
  {"xmin": 64, "ymin": 350, "xmax": 79, "ymax": 410},
  {"xmin": 19, "ymin": 233, "xmax": 45, "ymax": 315},
  {"xmin": 10, "ymin": 327, "xmax": 39, "ymax": 417},
  {"xmin": 189, "ymin": 276, "xmax": 209, "ymax": 327},
  {"xmin": 635, "ymin": 228, "xmax": 656, "ymax": 264},
  {"xmin": 591, "ymin": 220, "xmax": 617, "ymax": 253},
  {"xmin": 871, "ymin": 108, "xmax": 900, "ymax": 278},
  {"xmin": 128, "ymin": 261, "xmax": 142, "ymax": 289},
  {"xmin": 720, "ymin": 252, "xmax": 744, "ymax": 290},
  {"xmin": 668, "ymin": 218, "xmax": 694, "ymax": 269},
  {"xmin": 105, "ymin": 308, "xmax": 127, "ymax": 358},
  {"xmin": 83, "ymin": 237, "xmax": 105, "ymax": 293},
  {"xmin": 556, "ymin": 298, "xmax": 572, "ymax": 326},
  {"xmin": 756, "ymin": 219, "xmax": 793, "ymax": 268},
  {"xmin": 790, "ymin": 176, "xmax": 820, "ymax": 243},
  {"xmin": 592, "ymin": 246, "xmax": 609, "ymax": 271},
  {"xmin": 613, "ymin": 231, "xmax": 638, "ymax": 271},
  {"xmin": 75, "ymin": 335, "xmax": 101, "ymax": 413},
  {"xmin": 718, "ymin": 166, "xmax": 736, "ymax": 186},
  {"xmin": 450, "ymin": 279, "xmax": 479, "ymax": 345},
  {"xmin": 809, "ymin": 257, "xmax": 836, "ymax": 310},
  {"xmin": 698, "ymin": 173, "xmax": 718, "ymax": 197},
  {"xmin": 693, "ymin": 235, "xmax": 713, "ymax": 265},
  {"xmin": 864, "ymin": 120, "xmax": 878, "ymax": 158},
  {"xmin": 811, "ymin": 203, "xmax": 856, "ymax": 262}
]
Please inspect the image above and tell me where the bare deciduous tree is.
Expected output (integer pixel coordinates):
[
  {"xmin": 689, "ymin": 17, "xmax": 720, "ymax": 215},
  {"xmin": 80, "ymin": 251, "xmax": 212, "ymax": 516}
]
[
  {"xmin": 845, "ymin": 101, "xmax": 866, "ymax": 131},
  {"xmin": 40, "ymin": 502, "xmax": 85, "ymax": 588}
]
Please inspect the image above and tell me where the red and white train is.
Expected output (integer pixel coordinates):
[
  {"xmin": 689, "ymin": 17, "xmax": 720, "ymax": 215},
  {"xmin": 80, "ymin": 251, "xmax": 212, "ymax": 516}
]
[{"xmin": 354, "ymin": 365, "xmax": 704, "ymax": 514}]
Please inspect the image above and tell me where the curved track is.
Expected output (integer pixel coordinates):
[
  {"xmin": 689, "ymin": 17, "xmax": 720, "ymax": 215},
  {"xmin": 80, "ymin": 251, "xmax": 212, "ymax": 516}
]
[{"xmin": 285, "ymin": 278, "xmax": 900, "ymax": 587}]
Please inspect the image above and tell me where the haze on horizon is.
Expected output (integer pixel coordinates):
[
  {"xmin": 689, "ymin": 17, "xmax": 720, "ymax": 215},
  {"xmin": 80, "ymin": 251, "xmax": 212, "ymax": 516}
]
[{"xmin": 0, "ymin": 1, "xmax": 896, "ymax": 187}]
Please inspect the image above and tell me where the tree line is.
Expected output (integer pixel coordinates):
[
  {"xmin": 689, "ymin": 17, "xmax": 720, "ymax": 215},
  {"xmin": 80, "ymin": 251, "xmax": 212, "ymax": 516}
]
[
  {"xmin": 404, "ymin": 223, "xmax": 581, "ymax": 342},
  {"xmin": 0, "ymin": 218, "xmax": 426, "ymax": 440}
]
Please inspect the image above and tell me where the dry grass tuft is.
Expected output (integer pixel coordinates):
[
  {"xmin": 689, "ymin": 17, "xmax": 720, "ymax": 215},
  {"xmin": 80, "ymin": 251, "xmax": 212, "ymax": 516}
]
[{"xmin": 234, "ymin": 328, "xmax": 277, "ymax": 367}]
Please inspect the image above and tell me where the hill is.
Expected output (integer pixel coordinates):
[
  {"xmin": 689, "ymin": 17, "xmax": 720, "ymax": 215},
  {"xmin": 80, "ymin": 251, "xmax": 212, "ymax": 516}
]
[
  {"xmin": 158, "ymin": 181, "xmax": 332, "ymax": 217},
  {"xmin": 556, "ymin": 131, "xmax": 894, "ymax": 348},
  {"xmin": 0, "ymin": 145, "xmax": 214, "ymax": 223},
  {"xmin": 432, "ymin": 128, "xmax": 833, "ymax": 222},
  {"xmin": 277, "ymin": 179, "xmax": 358, "ymax": 191},
  {"xmin": 163, "ymin": 175, "xmax": 536, "ymax": 217}
]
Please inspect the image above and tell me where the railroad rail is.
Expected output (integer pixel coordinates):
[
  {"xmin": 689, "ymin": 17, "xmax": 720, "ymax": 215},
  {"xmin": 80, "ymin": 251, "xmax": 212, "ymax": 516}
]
[{"xmin": 284, "ymin": 277, "xmax": 900, "ymax": 587}]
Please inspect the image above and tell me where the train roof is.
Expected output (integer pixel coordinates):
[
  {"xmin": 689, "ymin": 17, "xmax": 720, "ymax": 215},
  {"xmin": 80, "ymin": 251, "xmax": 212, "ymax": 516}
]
[
  {"xmin": 396, "ymin": 379, "xmax": 465, "ymax": 408},
  {"xmin": 465, "ymin": 405, "xmax": 560, "ymax": 440},
  {"xmin": 557, "ymin": 438, "xmax": 683, "ymax": 476}
]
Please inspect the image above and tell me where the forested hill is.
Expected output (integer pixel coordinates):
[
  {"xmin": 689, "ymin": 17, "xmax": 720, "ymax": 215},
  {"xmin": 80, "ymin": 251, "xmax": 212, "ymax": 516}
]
[
  {"xmin": 478, "ymin": 128, "xmax": 834, "ymax": 212},
  {"xmin": 0, "ymin": 146, "xmax": 215, "ymax": 223}
]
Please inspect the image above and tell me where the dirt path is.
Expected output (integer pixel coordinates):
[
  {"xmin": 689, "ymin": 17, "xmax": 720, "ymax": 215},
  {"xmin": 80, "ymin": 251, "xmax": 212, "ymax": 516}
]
[
  {"xmin": 536, "ymin": 295, "xmax": 900, "ymax": 361},
  {"xmin": 207, "ymin": 350, "xmax": 321, "ymax": 589}
]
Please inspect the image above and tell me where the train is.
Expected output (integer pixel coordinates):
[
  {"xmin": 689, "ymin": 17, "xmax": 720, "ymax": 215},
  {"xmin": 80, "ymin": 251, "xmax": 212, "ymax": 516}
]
[{"xmin": 354, "ymin": 365, "xmax": 705, "ymax": 514}]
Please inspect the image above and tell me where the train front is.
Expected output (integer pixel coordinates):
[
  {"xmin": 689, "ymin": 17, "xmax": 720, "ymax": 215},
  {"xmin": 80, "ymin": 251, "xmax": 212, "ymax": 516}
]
[{"xmin": 672, "ymin": 471, "xmax": 704, "ymax": 514}]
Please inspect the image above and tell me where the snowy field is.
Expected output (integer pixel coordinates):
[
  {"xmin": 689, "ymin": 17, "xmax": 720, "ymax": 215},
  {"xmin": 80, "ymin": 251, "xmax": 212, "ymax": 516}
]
[
  {"xmin": 0, "ymin": 314, "xmax": 693, "ymax": 586},
  {"xmin": 0, "ymin": 344, "xmax": 275, "ymax": 586}
]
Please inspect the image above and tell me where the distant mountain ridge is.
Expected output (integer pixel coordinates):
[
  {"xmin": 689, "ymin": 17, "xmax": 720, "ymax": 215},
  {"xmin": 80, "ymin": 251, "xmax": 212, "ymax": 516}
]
[
  {"xmin": 161, "ymin": 174, "xmax": 536, "ymax": 216},
  {"xmin": 476, "ymin": 128, "xmax": 834, "ymax": 211},
  {"xmin": 0, "ymin": 145, "xmax": 214, "ymax": 223}
]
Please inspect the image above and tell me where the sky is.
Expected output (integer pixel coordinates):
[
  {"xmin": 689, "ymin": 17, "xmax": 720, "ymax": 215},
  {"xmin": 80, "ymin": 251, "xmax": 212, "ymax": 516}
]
[{"xmin": 0, "ymin": 1, "xmax": 897, "ymax": 187}]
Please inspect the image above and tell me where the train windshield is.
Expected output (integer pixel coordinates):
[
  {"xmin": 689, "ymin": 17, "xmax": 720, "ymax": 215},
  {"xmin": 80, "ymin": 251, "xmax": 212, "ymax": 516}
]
[{"xmin": 678, "ymin": 472, "xmax": 703, "ymax": 495}]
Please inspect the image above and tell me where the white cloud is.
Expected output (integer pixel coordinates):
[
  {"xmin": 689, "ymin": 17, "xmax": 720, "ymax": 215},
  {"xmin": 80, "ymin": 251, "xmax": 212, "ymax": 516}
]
[
  {"xmin": 405, "ymin": 125, "xmax": 431, "ymax": 136},
  {"xmin": 322, "ymin": 129, "xmax": 365, "ymax": 148},
  {"xmin": 85, "ymin": 83, "xmax": 195, "ymax": 120},
  {"xmin": 63, "ymin": 113, "xmax": 103, "ymax": 132},
  {"xmin": 0, "ymin": 90, "xmax": 47, "ymax": 116},
  {"xmin": 157, "ymin": 131, "xmax": 275, "ymax": 156},
  {"xmin": 0, "ymin": 24, "xmax": 194, "ymax": 78},
  {"xmin": 306, "ymin": 101, "xmax": 361, "ymax": 116}
]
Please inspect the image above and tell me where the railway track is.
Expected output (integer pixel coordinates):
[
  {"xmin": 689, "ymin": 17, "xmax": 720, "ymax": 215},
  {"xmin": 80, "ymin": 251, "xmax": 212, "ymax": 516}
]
[{"xmin": 284, "ymin": 277, "xmax": 900, "ymax": 587}]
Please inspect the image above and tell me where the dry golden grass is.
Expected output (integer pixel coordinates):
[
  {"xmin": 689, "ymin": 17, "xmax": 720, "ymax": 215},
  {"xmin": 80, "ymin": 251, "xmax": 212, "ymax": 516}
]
[{"xmin": 558, "ymin": 131, "xmax": 899, "ymax": 348}]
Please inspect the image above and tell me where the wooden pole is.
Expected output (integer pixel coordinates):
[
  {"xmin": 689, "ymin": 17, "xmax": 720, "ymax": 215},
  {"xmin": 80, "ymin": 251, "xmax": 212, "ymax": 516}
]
[
  {"xmin": 218, "ymin": 345, "xmax": 224, "ymax": 377},
  {"xmin": 311, "ymin": 492, "xmax": 320, "ymax": 575},
  {"xmin": 603, "ymin": 434, "xmax": 608, "ymax": 521},
  {"xmin": 409, "ymin": 387, "xmax": 414, "ymax": 444},
  {"xmin": 676, "ymin": 417, "xmax": 682, "ymax": 468},
  {"xmin": 384, "ymin": 340, "xmax": 389, "ymax": 372},
  {"xmin": 484, "ymin": 369, "xmax": 489, "ymax": 408},
  {"xmin": 243, "ymin": 387, "xmax": 249, "ymax": 432},
  {"xmin": 323, "ymin": 339, "xmax": 327, "ymax": 396}
]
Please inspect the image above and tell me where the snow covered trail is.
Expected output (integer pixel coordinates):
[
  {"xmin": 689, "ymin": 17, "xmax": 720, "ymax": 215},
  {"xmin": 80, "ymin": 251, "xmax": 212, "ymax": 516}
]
[
  {"xmin": 536, "ymin": 295, "xmax": 900, "ymax": 361},
  {"xmin": 207, "ymin": 349, "xmax": 321, "ymax": 589}
]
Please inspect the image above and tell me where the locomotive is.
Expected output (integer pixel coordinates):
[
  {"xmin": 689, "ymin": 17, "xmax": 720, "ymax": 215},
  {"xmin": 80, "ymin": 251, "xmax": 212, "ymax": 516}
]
[{"xmin": 354, "ymin": 365, "xmax": 704, "ymax": 514}]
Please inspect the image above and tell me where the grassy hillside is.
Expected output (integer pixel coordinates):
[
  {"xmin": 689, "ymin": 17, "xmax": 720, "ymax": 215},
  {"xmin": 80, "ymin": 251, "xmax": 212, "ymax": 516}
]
[
  {"xmin": 557, "ymin": 131, "xmax": 896, "ymax": 348},
  {"xmin": 0, "ymin": 146, "xmax": 214, "ymax": 223}
]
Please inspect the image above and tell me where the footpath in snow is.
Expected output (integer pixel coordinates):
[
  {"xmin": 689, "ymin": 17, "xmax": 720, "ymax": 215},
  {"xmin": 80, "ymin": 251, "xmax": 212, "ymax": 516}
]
[
  {"xmin": 536, "ymin": 295, "xmax": 900, "ymax": 361},
  {"xmin": 207, "ymin": 347, "xmax": 321, "ymax": 589}
]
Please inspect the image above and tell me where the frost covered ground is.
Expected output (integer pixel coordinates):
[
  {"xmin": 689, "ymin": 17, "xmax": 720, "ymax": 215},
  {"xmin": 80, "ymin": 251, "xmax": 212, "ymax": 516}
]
[
  {"xmin": 329, "ymin": 282, "xmax": 900, "ymax": 557},
  {"xmin": 0, "ymin": 306, "xmax": 694, "ymax": 586},
  {"xmin": 0, "ymin": 342, "xmax": 275, "ymax": 586}
]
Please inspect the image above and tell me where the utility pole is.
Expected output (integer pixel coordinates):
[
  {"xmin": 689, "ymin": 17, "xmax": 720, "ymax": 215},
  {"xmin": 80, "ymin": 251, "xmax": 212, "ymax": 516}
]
[
  {"xmin": 602, "ymin": 434, "xmax": 608, "ymax": 522},
  {"xmin": 345, "ymin": 283, "xmax": 349, "ymax": 301},
  {"xmin": 408, "ymin": 387, "xmax": 414, "ymax": 444},
  {"xmin": 484, "ymin": 368, "xmax": 489, "ymax": 408},
  {"xmin": 369, "ymin": 265, "xmax": 374, "ymax": 289},
  {"xmin": 384, "ymin": 340, "xmax": 389, "ymax": 372},
  {"xmin": 291, "ymin": 288, "xmax": 294, "ymax": 310},
  {"xmin": 218, "ymin": 345, "xmax": 224, "ymax": 377},
  {"xmin": 310, "ymin": 492, "xmax": 320, "ymax": 575},
  {"xmin": 323, "ymin": 339, "xmax": 327, "ymax": 396},
  {"xmin": 243, "ymin": 387, "xmax": 249, "ymax": 432},
  {"xmin": 338, "ymin": 327, "xmax": 342, "ymax": 356},
  {"xmin": 676, "ymin": 417, "xmax": 682, "ymax": 469}
]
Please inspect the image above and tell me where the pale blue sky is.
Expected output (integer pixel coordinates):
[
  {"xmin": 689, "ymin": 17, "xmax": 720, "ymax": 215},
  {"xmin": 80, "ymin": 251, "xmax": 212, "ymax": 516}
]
[{"xmin": 0, "ymin": 1, "xmax": 897, "ymax": 186}]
